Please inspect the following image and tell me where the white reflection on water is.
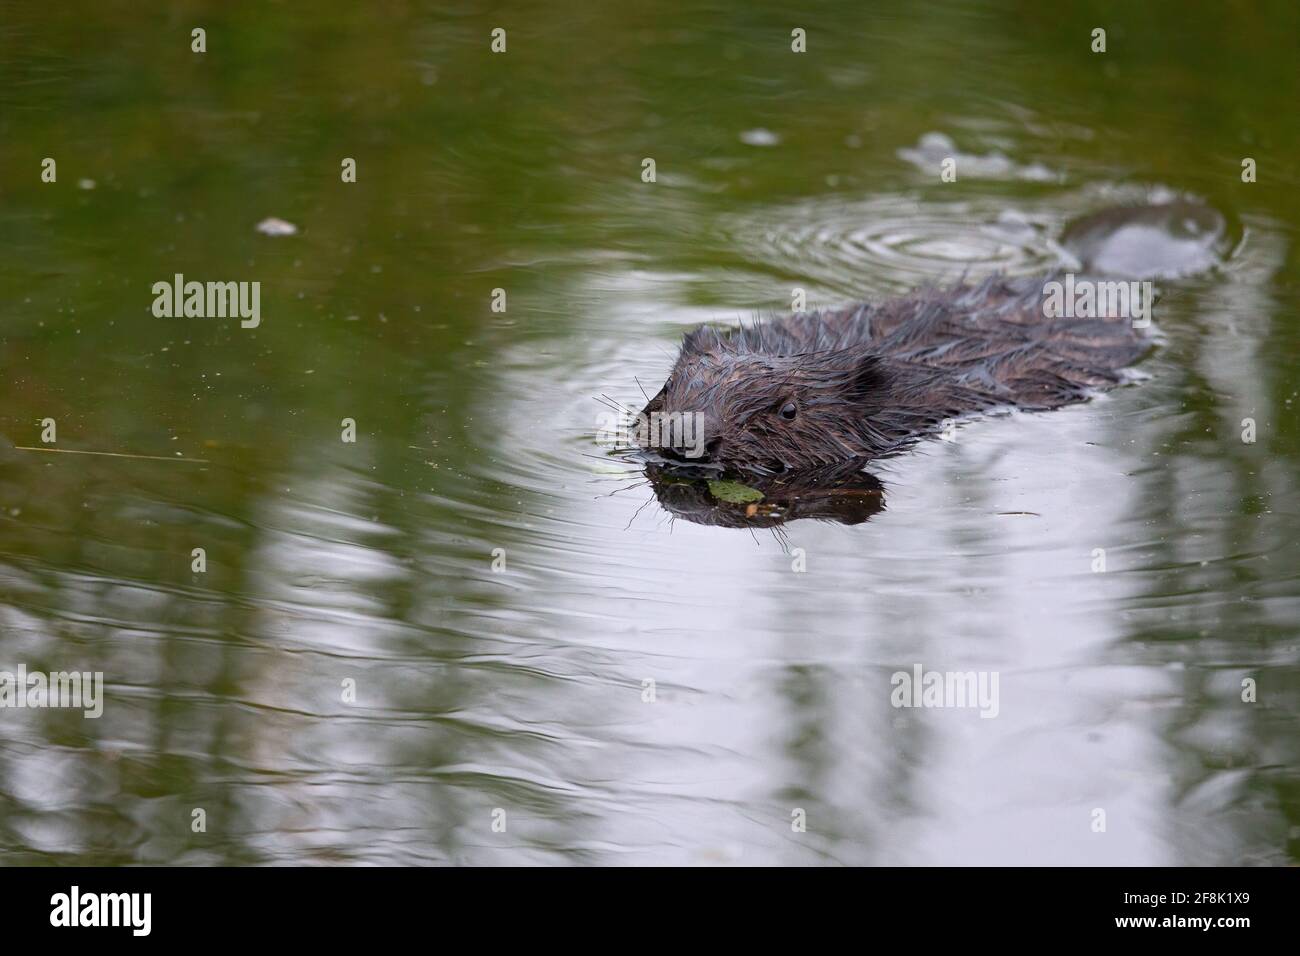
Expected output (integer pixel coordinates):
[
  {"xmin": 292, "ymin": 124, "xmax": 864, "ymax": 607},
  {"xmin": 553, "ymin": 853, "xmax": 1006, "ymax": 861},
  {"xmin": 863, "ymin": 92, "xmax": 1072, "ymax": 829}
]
[
  {"xmin": 416, "ymin": 202, "xmax": 1295, "ymax": 865},
  {"xmin": 0, "ymin": 199, "xmax": 1293, "ymax": 865}
]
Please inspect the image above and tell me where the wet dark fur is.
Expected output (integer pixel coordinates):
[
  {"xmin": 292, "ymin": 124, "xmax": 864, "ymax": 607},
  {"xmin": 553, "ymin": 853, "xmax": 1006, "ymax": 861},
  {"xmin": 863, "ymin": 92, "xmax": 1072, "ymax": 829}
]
[{"xmin": 640, "ymin": 275, "xmax": 1149, "ymax": 474}]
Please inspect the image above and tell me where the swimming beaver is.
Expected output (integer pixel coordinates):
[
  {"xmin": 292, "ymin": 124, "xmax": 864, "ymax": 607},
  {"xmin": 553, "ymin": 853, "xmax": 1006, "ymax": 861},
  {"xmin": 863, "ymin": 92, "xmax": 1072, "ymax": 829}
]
[{"xmin": 638, "ymin": 273, "xmax": 1150, "ymax": 475}]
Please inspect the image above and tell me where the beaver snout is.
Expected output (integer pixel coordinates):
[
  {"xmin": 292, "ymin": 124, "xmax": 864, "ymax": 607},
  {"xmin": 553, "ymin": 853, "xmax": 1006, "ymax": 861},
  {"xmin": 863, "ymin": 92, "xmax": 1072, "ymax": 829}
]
[
  {"xmin": 661, "ymin": 433, "xmax": 723, "ymax": 463},
  {"xmin": 638, "ymin": 407, "xmax": 721, "ymax": 462}
]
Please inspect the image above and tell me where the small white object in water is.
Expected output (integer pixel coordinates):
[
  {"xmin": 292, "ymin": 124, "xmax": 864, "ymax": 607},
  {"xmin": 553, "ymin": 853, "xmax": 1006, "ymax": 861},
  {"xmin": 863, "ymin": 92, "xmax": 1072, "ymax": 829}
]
[
  {"xmin": 740, "ymin": 128, "xmax": 780, "ymax": 146},
  {"xmin": 898, "ymin": 131, "xmax": 1058, "ymax": 183},
  {"xmin": 78, "ymin": 178, "xmax": 96, "ymax": 190},
  {"xmin": 256, "ymin": 217, "xmax": 298, "ymax": 236}
]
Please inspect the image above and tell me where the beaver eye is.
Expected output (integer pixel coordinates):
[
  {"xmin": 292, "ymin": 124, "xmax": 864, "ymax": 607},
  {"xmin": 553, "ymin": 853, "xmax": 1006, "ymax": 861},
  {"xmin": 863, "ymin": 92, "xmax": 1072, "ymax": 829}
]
[{"xmin": 779, "ymin": 402, "xmax": 797, "ymax": 421}]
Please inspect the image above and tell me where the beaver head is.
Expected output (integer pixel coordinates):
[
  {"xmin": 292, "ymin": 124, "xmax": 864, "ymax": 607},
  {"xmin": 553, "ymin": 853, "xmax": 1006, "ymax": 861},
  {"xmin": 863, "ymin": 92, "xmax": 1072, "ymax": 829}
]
[{"xmin": 638, "ymin": 325, "xmax": 909, "ymax": 474}]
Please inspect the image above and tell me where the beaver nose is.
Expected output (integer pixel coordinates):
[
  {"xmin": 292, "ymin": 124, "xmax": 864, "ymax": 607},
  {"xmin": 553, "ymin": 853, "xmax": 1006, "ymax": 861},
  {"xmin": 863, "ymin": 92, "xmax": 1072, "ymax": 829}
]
[
  {"xmin": 655, "ymin": 411, "xmax": 718, "ymax": 461},
  {"xmin": 663, "ymin": 436, "xmax": 720, "ymax": 462},
  {"xmin": 659, "ymin": 420, "xmax": 721, "ymax": 462}
]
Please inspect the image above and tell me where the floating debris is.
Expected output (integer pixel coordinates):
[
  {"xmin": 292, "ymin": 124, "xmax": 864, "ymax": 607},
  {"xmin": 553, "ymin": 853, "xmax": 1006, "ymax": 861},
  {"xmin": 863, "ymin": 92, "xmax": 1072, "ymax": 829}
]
[
  {"xmin": 898, "ymin": 131, "xmax": 1057, "ymax": 182},
  {"xmin": 740, "ymin": 128, "xmax": 780, "ymax": 147},
  {"xmin": 707, "ymin": 479, "xmax": 764, "ymax": 504},
  {"xmin": 11, "ymin": 446, "xmax": 209, "ymax": 463},
  {"xmin": 77, "ymin": 178, "xmax": 96, "ymax": 190},
  {"xmin": 255, "ymin": 217, "xmax": 298, "ymax": 236}
]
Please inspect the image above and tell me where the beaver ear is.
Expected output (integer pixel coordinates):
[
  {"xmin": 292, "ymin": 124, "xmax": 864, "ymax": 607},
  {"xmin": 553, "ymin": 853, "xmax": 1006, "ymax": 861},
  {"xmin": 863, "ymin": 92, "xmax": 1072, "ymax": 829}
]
[{"xmin": 846, "ymin": 354, "xmax": 890, "ymax": 400}]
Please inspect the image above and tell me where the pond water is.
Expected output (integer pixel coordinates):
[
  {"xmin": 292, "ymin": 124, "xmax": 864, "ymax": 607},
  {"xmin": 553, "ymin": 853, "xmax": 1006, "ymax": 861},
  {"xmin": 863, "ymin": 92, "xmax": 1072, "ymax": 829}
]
[{"xmin": 1, "ymin": 1, "xmax": 1297, "ymax": 865}]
